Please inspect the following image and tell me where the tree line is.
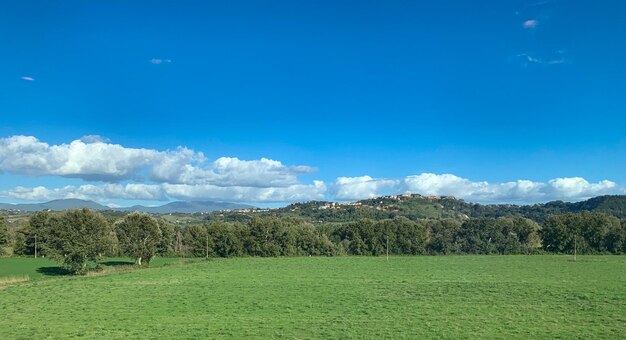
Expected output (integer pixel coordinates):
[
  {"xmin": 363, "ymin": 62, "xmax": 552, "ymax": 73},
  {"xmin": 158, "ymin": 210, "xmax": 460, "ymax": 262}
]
[{"xmin": 1, "ymin": 209, "xmax": 626, "ymax": 274}]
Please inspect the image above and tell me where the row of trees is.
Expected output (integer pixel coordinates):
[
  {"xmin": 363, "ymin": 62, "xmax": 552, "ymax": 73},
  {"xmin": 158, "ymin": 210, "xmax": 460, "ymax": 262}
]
[
  {"xmin": 3, "ymin": 209, "xmax": 626, "ymax": 274},
  {"xmin": 541, "ymin": 212, "xmax": 626, "ymax": 254},
  {"xmin": 5, "ymin": 209, "xmax": 168, "ymax": 273},
  {"xmin": 329, "ymin": 217, "xmax": 541, "ymax": 255}
]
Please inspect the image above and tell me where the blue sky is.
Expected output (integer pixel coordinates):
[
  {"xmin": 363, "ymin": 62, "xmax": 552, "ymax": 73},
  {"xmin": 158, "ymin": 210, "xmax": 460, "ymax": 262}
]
[{"xmin": 1, "ymin": 0, "xmax": 626, "ymax": 207}]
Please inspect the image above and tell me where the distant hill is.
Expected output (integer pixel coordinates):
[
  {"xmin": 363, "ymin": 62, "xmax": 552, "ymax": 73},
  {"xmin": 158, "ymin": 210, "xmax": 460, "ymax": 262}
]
[
  {"xmin": 0, "ymin": 199, "xmax": 108, "ymax": 212},
  {"xmin": 0, "ymin": 199, "xmax": 254, "ymax": 214},
  {"xmin": 3, "ymin": 195, "xmax": 626, "ymax": 221},
  {"xmin": 117, "ymin": 201, "xmax": 254, "ymax": 214},
  {"xmin": 225, "ymin": 194, "xmax": 626, "ymax": 223}
]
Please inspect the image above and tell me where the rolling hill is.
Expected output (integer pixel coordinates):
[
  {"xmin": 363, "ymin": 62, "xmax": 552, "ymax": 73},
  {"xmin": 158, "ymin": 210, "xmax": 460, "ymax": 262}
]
[{"xmin": 0, "ymin": 199, "xmax": 254, "ymax": 214}]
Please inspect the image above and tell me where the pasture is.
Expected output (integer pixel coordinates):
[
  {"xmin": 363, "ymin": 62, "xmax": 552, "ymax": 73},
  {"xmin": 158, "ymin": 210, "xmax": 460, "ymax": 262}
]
[{"xmin": 1, "ymin": 256, "xmax": 625, "ymax": 338}]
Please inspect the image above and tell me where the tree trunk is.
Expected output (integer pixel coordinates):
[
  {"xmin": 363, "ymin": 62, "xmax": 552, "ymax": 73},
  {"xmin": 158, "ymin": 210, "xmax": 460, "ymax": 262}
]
[{"xmin": 137, "ymin": 257, "xmax": 142, "ymax": 266}]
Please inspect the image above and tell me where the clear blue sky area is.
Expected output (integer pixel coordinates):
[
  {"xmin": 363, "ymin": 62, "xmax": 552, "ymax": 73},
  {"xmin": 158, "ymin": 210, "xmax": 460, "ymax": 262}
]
[{"xmin": 1, "ymin": 1, "xmax": 625, "ymax": 206}]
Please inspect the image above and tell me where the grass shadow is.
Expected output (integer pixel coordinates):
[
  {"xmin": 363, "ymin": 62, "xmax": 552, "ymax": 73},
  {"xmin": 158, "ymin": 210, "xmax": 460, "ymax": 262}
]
[
  {"xmin": 36, "ymin": 266, "xmax": 72, "ymax": 276},
  {"xmin": 100, "ymin": 260, "xmax": 135, "ymax": 267}
]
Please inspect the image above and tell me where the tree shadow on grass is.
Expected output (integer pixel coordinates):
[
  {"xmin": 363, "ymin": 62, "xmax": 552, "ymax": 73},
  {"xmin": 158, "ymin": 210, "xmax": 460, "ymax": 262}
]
[
  {"xmin": 100, "ymin": 260, "xmax": 135, "ymax": 267},
  {"xmin": 36, "ymin": 266, "xmax": 72, "ymax": 276}
]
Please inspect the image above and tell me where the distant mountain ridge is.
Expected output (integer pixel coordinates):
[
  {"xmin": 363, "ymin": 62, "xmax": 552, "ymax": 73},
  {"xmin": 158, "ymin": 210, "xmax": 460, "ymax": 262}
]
[
  {"xmin": 0, "ymin": 199, "xmax": 254, "ymax": 214},
  {"xmin": 270, "ymin": 194, "xmax": 626, "ymax": 223},
  {"xmin": 3, "ymin": 195, "xmax": 626, "ymax": 220}
]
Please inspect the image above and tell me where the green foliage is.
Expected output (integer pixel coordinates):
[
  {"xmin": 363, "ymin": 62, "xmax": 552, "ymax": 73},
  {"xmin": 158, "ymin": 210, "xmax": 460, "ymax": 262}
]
[
  {"xmin": 542, "ymin": 212, "xmax": 624, "ymax": 254},
  {"xmin": 206, "ymin": 221, "xmax": 245, "ymax": 257},
  {"xmin": 44, "ymin": 209, "xmax": 115, "ymax": 274},
  {"xmin": 0, "ymin": 215, "xmax": 9, "ymax": 247},
  {"xmin": 454, "ymin": 217, "xmax": 540, "ymax": 254},
  {"xmin": 115, "ymin": 213, "xmax": 163, "ymax": 265},
  {"xmin": 426, "ymin": 219, "xmax": 462, "ymax": 254},
  {"xmin": 12, "ymin": 221, "xmax": 33, "ymax": 256},
  {"xmin": 182, "ymin": 224, "xmax": 213, "ymax": 257},
  {"xmin": 332, "ymin": 218, "xmax": 427, "ymax": 256},
  {"xmin": 156, "ymin": 219, "xmax": 176, "ymax": 256}
]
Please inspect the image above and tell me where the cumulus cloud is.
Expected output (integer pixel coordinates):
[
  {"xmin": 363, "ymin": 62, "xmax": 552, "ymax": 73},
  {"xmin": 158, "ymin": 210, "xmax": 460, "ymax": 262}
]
[
  {"xmin": 546, "ymin": 177, "xmax": 617, "ymax": 198},
  {"xmin": 152, "ymin": 156, "xmax": 315, "ymax": 187},
  {"xmin": 0, "ymin": 136, "xmax": 315, "ymax": 187},
  {"xmin": 400, "ymin": 173, "xmax": 620, "ymax": 203},
  {"xmin": 401, "ymin": 173, "xmax": 545, "ymax": 202},
  {"xmin": 162, "ymin": 181, "xmax": 326, "ymax": 203},
  {"xmin": 2, "ymin": 181, "xmax": 326, "ymax": 203},
  {"xmin": 1, "ymin": 136, "xmax": 621, "ymax": 205},
  {"xmin": 0, "ymin": 135, "xmax": 324, "ymax": 203},
  {"xmin": 331, "ymin": 173, "xmax": 621, "ymax": 204},
  {"xmin": 334, "ymin": 176, "xmax": 398, "ymax": 200},
  {"xmin": 0, "ymin": 136, "xmax": 159, "ymax": 181},
  {"xmin": 4, "ymin": 183, "xmax": 165, "ymax": 202}
]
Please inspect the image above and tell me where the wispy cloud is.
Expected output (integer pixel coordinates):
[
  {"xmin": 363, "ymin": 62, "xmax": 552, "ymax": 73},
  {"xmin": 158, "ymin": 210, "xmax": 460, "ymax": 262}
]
[
  {"xmin": 514, "ymin": 51, "xmax": 566, "ymax": 67},
  {"xmin": 523, "ymin": 19, "xmax": 538, "ymax": 29},
  {"xmin": 79, "ymin": 135, "xmax": 110, "ymax": 144},
  {"xmin": 20, "ymin": 76, "xmax": 35, "ymax": 81},
  {"xmin": 150, "ymin": 58, "xmax": 172, "ymax": 65}
]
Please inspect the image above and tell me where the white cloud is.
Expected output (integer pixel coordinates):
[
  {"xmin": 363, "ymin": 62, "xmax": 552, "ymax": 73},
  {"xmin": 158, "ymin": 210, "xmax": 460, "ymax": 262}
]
[
  {"xmin": 150, "ymin": 58, "xmax": 171, "ymax": 65},
  {"xmin": 400, "ymin": 173, "xmax": 620, "ymax": 203},
  {"xmin": 0, "ymin": 136, "xmax": 159, "ymax": 181},
  {"xmin": 546, "ymin": 177, "xmax": 617, "ymax": 199},
  {"xmin": 334, "ymin": 176, "xmax": 398, "ymax": 200},
  {"xmin": 3, "ymin": 183, "xmax": 165, "ymax": 202},
  {"xmin": 402, "ymin": 173, "xmax": 545, "ymax": 202},
  {"xmin": 1, "ymin": 136, "xmax": 622, "ymax": 205},
  {"xmin": 332, "ymin": 173, "xmax": 621, "ymax": 203},
  {"xmin": 0, "ymin": 136, "xmax": 316, "ymax": 187},
  {"xmin": 515, "ymin": 50, "xmax": 567, "ymax": 67},
  {"xmin": 79, "ymin": 135, "xmax": 111, "ymax": 144},
  {"xmin": 152, "ymin": 156, "xmax": 315, "ymax": 187},
  {"xmin": 0, "ymin": 135, "xmax": 324, "ymax": 203},
  {"xmin": 162, "ymin": 180, "xmax": 326, "ymax": 203},
  {"xmin": 21, "ymin": 76, "xmax": 35, "ymax": 81},
  {"xmin": 523, "ymin": 19, "xmax": 538, "ymax": 29}
]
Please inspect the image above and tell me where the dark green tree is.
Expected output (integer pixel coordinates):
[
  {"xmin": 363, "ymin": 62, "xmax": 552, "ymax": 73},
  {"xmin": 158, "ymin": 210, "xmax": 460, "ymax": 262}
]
[
  {"xmin": 0, "ymin": 215, "xmax": 7, "ymax": 246},
  {"xmin": 207, "ymin": 222, "xmax": 244, "ymax": 257},
  {"xmin": 183, "ymin": 225, "xmax": 213, "ymax": 257},
  {"xmin": 115, "ymin": 213, "xmax": 162, "ymax": 266},
  {"xmin": 45, "ymin": 209, "xmax": 114, "ymax": 274},
  {"xmin": 156, "ymin": 219, "xmax": 176, "ymax": 256}
]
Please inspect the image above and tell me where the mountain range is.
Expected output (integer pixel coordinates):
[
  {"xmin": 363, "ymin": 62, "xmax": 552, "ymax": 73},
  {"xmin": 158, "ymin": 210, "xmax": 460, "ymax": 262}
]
[
  {"xmin": 0, "ymin": 199, "xmax": 254, "ymax": 214},
  {"xmin": 3, "ymin": 195, "xmax": 626, "ymax": 221}
]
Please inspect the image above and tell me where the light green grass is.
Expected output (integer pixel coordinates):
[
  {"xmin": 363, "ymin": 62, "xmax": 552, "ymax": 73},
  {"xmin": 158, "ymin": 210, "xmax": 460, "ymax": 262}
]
[{"xmin": 1, "ymin": 256, "xmax": 625, "ymax": 338}]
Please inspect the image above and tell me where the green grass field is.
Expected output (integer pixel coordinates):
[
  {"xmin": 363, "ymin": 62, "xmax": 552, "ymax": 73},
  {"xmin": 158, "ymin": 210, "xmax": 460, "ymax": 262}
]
[
  {"xmin": 1, "ymin": 256, "xmax": 625, "ymax": 338},
  {"xmin": 0, "ymin": 257, "xmax": 190, "ymax": 281}
]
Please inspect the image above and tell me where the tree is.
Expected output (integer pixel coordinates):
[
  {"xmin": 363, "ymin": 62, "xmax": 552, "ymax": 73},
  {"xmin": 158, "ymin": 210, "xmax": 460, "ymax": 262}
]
[
  {"xmin": 207, "ymin": 222, "xmax": 244, "ymax": 257},
  {"xmin": 541, "ymin": 212, "xmax": 620, "ymax": 254},
  {"xmin": 183, "ymin": 225, "xmax": 213, "ymax": 257},
  {"xmin": 115, "ymin": 213, "xmax": 162, "ymax": 266},
  {"xmin": 0, "ymin": 215, "xmax": 7, "ymax": 246},
  {"xmin": 156, "ymin": 219, "xmax": 176, "ymax": 256},
  {"xmin": 0, "ymin": 215, "xmax": 8, "ymax": 256},
  {"xmin": 45, "ymin": 209, "xmax": 114, "ymax": 274}
]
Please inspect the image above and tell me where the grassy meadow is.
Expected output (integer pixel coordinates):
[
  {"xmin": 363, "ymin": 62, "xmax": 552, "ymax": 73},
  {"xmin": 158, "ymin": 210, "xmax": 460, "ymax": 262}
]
[
  {"xmin": 1, "ymin": 256, "xmax": 625, "ymax": 338},
  {"xmin": 0, "ymin": 257, "xmax": 191, "ymax": 282}
]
